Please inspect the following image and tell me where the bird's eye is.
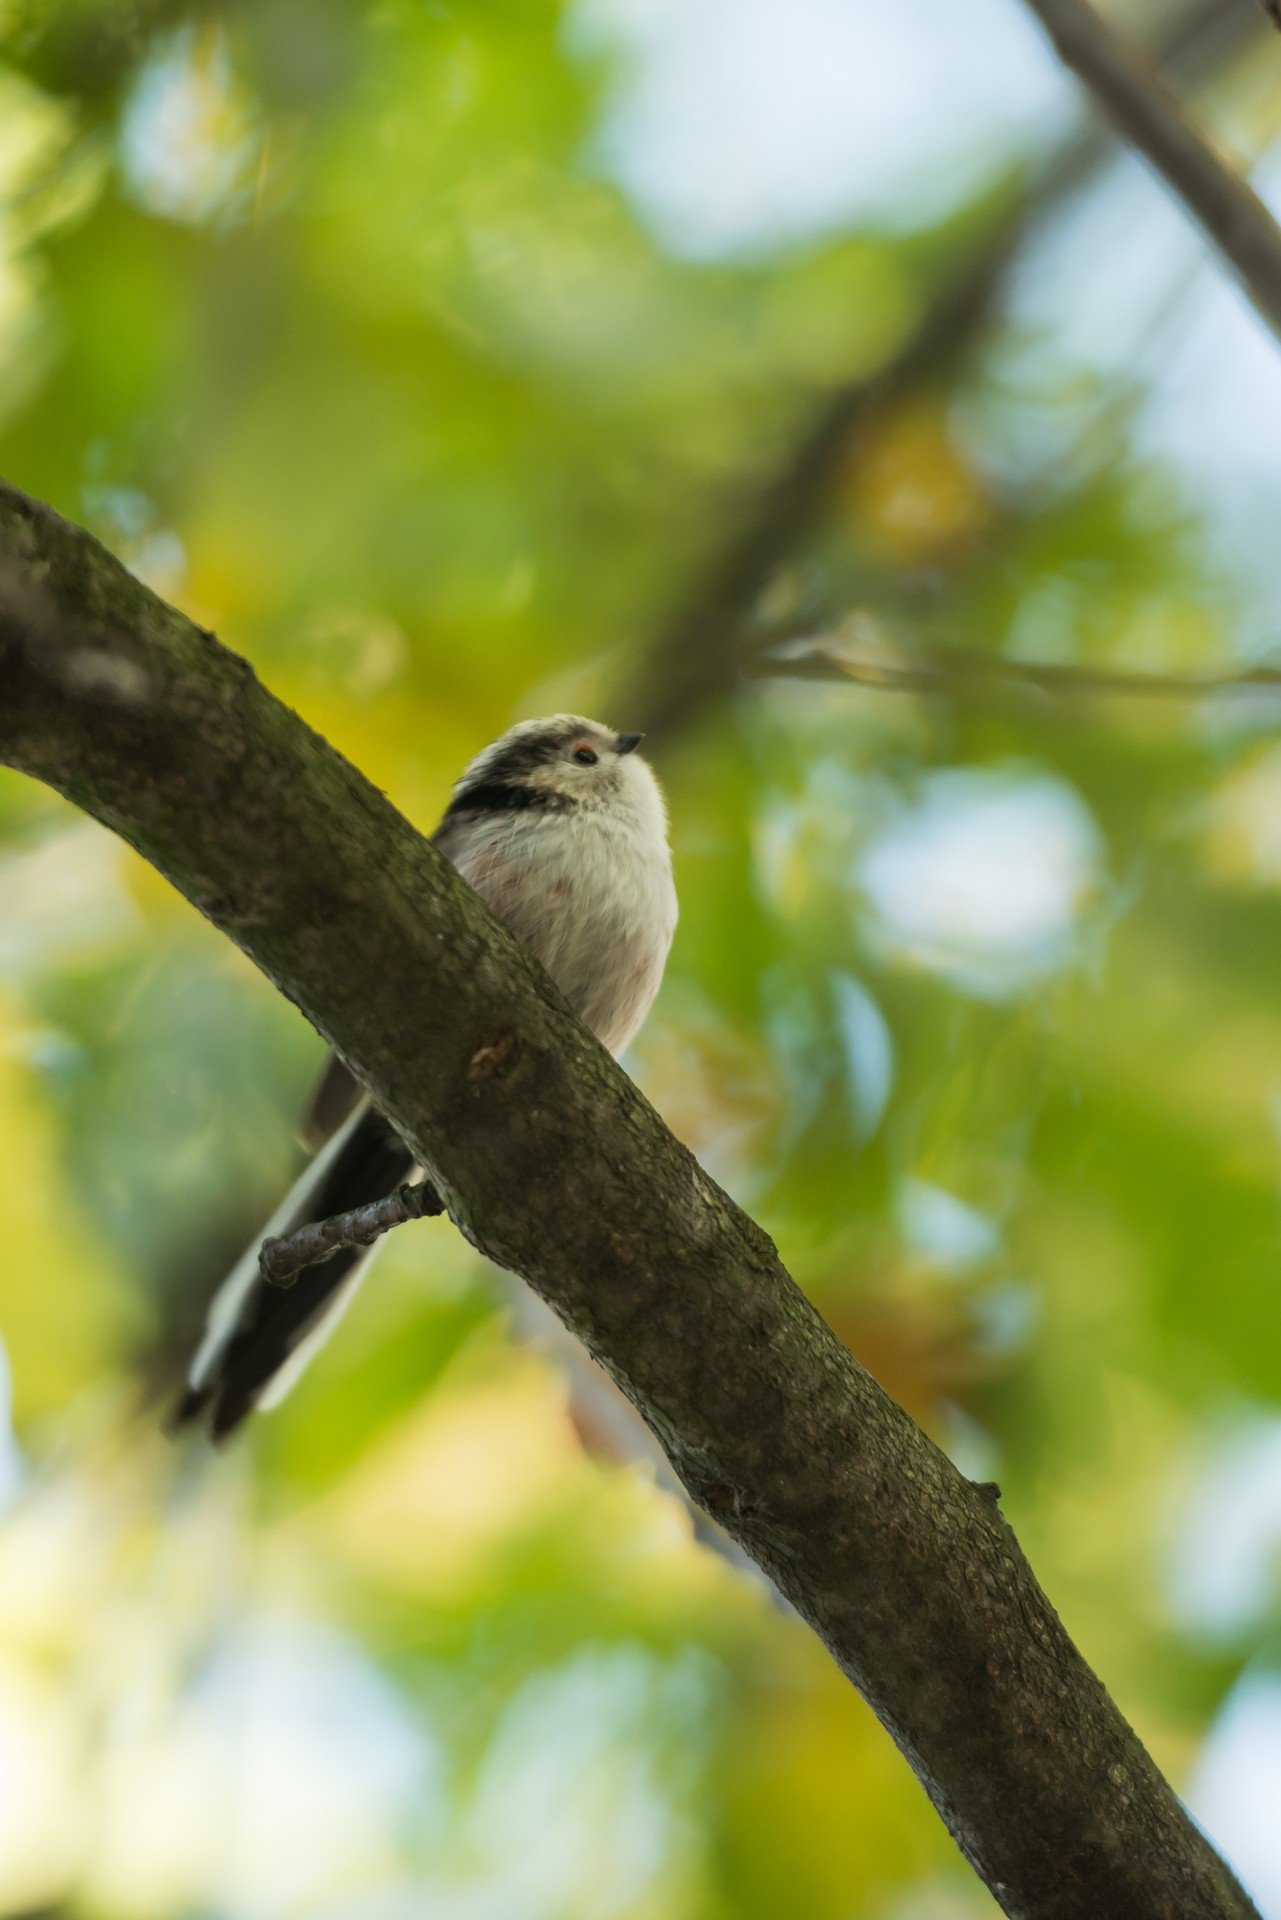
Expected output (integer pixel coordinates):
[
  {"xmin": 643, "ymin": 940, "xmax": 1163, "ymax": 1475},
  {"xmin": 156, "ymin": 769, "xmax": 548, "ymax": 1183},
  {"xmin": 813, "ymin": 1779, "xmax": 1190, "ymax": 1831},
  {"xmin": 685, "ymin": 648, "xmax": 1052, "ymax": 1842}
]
[{"xmin": 572, "ymin": 745, "xmax": 598, "ymax": 766}]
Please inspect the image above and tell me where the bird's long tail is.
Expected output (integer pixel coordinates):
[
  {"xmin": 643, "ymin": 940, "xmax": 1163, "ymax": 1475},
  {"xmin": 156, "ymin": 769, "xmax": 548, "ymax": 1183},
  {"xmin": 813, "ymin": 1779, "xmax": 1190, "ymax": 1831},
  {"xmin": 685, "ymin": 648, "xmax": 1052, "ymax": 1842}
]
[{"xmin": 174, "ymin": 1103, "xmax": 416, "ymax": 1439}]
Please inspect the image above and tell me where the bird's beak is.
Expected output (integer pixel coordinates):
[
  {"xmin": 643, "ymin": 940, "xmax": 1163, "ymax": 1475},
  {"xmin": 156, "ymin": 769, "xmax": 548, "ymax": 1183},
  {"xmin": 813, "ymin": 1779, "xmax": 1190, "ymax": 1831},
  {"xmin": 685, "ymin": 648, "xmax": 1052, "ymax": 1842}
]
[{"xmin": 615, "ymin": 732, "xmax": 644, "ymax": 755}]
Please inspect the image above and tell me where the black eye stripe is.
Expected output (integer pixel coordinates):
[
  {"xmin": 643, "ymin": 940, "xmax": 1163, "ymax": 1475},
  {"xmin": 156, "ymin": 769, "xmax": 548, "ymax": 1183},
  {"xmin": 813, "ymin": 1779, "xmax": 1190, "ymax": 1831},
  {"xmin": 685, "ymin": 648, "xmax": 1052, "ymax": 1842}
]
[{"xmin": 442, "ymin": 782, "xmax": 575, "ymax": 821}]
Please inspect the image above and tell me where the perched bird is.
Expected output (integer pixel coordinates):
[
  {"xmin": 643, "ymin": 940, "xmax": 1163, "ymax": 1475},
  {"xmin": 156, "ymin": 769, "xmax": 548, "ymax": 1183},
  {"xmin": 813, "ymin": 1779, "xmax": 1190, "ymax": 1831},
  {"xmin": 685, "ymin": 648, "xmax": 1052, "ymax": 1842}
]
[{"xmin": 177, "ymin": 715, "xmax": 677, "ymax": 1439}]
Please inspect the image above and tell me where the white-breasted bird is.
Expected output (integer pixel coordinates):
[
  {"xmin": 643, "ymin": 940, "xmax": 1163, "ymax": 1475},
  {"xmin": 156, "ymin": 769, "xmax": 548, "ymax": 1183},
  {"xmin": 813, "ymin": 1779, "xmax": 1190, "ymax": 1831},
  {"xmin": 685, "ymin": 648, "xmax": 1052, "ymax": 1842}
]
[{"xmin": 177, "ymin": 716, "xmax": 677, "ymax": 1438}]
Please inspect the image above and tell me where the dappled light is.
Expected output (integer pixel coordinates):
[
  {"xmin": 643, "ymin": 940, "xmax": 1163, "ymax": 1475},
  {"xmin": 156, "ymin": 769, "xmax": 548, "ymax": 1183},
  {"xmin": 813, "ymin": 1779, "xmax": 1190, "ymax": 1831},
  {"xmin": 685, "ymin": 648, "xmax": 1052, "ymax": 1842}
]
[{"xmin": 4, "ymin": 0, "xmax": 1281, "ymax": 1912}]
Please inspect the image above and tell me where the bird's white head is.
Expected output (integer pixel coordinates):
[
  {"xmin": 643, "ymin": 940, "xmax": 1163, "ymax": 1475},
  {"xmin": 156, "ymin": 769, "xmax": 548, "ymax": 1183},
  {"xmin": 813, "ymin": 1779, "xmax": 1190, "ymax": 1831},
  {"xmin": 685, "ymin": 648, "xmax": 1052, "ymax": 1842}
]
[{"xmin": 447, "ymin": 715, "xmax": 667, "ymax": 840}]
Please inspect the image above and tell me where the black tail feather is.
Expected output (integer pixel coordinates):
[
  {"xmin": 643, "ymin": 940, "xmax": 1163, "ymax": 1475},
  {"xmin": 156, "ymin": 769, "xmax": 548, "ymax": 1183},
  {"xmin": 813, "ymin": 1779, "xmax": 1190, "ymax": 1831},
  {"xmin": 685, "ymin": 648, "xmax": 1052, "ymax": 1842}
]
[{"xmin": 181, "ymin": 1107, "xmax": 416, "ymax": 1439}]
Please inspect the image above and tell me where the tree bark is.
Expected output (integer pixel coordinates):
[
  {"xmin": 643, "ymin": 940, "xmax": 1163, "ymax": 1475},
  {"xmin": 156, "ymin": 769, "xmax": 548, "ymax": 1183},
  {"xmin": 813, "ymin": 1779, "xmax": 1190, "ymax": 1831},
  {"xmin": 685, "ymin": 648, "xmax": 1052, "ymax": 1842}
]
[{"xmin": 0, "ymin": 480, "xmax": 1259, "ymax": 1920}]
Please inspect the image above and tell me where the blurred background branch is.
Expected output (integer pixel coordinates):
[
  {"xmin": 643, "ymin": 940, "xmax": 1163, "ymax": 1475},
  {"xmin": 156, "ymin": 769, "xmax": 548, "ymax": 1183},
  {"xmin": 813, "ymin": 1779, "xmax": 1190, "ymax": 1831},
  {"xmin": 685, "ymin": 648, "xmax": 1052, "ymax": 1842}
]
[
  {"xmin": 749, "ymin": 625, "xmax": 1281, "ymax": 707},
  {"xmin": 1021, "ymin": 0, "xmax": 1281, "ymax": 342},
  {"xmin": 622, "ymin": 0, "xmax": 1263, "ymax": 745}
]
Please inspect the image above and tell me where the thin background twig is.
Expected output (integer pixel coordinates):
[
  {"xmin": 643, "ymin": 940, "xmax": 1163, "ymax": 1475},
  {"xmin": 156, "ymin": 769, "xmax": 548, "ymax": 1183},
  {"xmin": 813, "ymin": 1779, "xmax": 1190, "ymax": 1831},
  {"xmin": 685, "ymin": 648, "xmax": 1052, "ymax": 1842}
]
[{"xmin": 624, "ymin": 0, "xmax": 1264, "ymax": 745}]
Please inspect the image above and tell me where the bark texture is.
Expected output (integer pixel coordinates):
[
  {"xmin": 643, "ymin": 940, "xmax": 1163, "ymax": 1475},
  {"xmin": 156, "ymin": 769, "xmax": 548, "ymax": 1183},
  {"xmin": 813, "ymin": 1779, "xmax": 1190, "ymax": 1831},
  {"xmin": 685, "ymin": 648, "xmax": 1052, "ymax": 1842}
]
[
  {"xmin": 260, "ymin": 1180, "xmax": 443, "ymax": 1285},
  {"xmin": 0, "ymin": 481, "xmax": 1260, "ymax": 1920}
]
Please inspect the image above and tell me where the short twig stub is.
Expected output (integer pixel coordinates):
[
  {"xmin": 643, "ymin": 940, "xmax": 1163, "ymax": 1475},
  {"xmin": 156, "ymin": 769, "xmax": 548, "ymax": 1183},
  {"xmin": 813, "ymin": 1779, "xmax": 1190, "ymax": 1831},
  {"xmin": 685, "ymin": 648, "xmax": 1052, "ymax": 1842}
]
[{"xmin": 259, "ymin": 1178, "xmax": 444, "ymax": 1286}]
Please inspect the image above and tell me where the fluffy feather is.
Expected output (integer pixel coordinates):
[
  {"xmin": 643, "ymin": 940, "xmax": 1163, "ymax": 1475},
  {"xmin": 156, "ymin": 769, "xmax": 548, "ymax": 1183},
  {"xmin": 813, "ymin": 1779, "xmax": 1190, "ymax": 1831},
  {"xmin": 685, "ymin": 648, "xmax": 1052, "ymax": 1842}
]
[{"xmin": 179, "ymin": 717, "xmax": 676, "ymax": 1436}]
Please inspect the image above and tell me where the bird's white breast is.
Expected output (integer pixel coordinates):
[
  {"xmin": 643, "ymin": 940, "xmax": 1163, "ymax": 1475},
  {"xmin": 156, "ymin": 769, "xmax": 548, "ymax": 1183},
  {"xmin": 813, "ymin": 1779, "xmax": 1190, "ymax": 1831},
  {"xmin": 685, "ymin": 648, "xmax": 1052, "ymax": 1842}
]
[{"xmin": 452, "ymin": 799, "xmax": 676, "ymax": 1057}]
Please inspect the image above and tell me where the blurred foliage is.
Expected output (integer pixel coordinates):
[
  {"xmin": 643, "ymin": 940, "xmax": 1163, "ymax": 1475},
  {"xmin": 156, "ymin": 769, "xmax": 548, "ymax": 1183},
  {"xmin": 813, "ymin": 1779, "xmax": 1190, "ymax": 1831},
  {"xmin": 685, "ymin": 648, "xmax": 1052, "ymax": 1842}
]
[{"xmin": 4, "ymin": 0, "xmax": 1281, "ymax": 1914}]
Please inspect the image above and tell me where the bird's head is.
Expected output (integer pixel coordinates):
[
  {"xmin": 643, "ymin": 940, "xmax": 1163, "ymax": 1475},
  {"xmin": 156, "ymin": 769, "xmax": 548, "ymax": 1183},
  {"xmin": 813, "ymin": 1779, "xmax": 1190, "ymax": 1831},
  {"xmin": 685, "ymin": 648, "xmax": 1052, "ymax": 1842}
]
[{"xmin": 447, "ymin": 715, "xmax": 664, "ymax": 829}]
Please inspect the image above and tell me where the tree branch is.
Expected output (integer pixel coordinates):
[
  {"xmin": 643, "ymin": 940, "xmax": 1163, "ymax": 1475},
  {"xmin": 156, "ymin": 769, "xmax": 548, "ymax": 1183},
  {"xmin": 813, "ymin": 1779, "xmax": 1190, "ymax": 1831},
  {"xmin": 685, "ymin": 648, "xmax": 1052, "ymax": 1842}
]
[
  {"xmin": 1021, "ymin": 0, "xmax": 1281, "ymax": 343},
  {"xmin": 623, "ymin": 0, "xmax": 1260, "ymax": 745},
  {"xmin": 623, "ymin": 220, "xmax": 1019, "ymax": 742},
  {"xmin": 259, "ymin": 1179, "xmax": 444, "ymax": 1286},
  {"xmin": 0, "ymin": 481, "xmax": 1260, "ymax": 1920},
  {"xmin": 753, "ymin": 631, "xmax": 1281, "ymax": 706}
]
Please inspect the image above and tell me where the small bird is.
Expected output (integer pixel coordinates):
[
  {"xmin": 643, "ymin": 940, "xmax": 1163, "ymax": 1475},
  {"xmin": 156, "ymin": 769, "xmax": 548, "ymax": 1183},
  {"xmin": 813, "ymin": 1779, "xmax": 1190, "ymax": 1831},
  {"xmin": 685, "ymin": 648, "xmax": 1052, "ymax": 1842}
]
[{"xmin": 177, "ymin": 716, "xmax": 677, "ymax": 1439}]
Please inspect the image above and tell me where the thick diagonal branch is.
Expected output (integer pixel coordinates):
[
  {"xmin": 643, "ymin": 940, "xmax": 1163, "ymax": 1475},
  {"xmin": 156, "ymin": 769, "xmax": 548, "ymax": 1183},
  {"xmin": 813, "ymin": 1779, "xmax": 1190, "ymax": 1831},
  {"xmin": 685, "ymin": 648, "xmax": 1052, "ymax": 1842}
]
[{"xmin": 0, "ymin": 483, "xmax": 1259, "ymax": 1920}]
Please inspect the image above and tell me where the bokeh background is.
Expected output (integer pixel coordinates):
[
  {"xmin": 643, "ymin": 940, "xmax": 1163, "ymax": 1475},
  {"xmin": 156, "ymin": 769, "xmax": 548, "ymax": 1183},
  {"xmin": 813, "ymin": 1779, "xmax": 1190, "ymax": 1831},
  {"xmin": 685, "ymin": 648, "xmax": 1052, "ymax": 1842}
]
[{"xmin": 3, "ymin": 0, "xmax": 1281, "ymax": 1912}]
